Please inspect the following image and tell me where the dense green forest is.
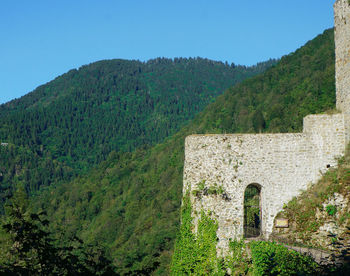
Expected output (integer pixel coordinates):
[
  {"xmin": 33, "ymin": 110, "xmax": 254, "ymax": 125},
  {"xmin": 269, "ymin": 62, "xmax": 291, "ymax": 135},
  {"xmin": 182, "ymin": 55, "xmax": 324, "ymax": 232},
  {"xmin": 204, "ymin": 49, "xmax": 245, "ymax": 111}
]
[
  {"xmin": 22, "ymin": 28, "xmax": 336, "ymax": 275},
  {"xmin": 0, "ymin": 186, "xmax": 114, "ymax": 275},
  {"xmin": 0, "ymin": 58, "xmax": 274, "ymax": 210}
]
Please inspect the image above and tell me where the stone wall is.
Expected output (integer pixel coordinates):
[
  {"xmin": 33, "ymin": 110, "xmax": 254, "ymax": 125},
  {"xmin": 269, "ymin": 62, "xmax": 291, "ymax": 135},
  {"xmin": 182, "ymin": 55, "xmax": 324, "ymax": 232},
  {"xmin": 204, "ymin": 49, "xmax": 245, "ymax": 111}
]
[
  {"xmin": 183, "ymin": 114, "xmax": 345, "ymax": 252},
  {"xmin": 335, "ymin": 0, "xmax": 350, "ymax": 143},
  {"xmin": 183, "ymin": 0, "xmax": 350, "ymax": 253}
]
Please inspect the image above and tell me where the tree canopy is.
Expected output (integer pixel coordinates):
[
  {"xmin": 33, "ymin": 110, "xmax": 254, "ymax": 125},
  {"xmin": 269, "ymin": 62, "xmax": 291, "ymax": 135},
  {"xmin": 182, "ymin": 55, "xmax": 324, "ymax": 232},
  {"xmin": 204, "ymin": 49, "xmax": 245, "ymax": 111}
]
[{"xmin": 28, "ymin": 29, "xmax": 336, "ymax": 274}]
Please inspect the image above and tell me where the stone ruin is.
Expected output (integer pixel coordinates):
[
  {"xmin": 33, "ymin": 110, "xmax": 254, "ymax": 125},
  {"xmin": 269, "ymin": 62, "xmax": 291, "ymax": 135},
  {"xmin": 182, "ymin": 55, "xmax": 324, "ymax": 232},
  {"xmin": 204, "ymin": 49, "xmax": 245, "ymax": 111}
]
[{"xmin": 183, "ymin": 0, "xmax": 350, "ymax": 252}]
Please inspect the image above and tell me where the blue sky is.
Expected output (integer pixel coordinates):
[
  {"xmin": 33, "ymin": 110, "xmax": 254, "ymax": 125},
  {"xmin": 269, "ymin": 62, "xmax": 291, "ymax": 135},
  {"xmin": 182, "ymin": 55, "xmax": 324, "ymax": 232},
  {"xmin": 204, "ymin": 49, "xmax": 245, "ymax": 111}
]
[{"xmin": 0, "ymin": 0, "xmax": 335, "ymax": 104}]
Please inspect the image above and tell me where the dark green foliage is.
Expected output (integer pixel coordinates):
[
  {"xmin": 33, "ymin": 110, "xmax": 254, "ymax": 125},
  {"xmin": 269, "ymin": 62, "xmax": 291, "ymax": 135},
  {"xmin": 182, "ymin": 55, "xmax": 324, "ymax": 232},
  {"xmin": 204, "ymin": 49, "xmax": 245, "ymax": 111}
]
[
  {"xmin": 29, "ymin": 29, "xmax": 336, "ymax": 274},
  {"xmin": 191, "ymin": 29, "xmax": 335, "ymax": 135},
  {"xmin": 252, "ymin": 109, "xmax": 265, "ymax": 133},
  {"xmin": 0, "ymin": 187, "xmax": 115, "ymax": 275},
  {"xmin": 0, "ymin": 57, "xmax": 272, "ymax": 205},
  {"xmin": 0, "ymin": 144, "xmax": 74, "ymax": 214},
  {"xmin": 0, "ymin": 57, "xmax": 274, "ymax": 273},
  {"xmin": 34, "ymin": 141, "xmax": 185, "ymax": 275},
  {"xmin": 0, "ymin": 28, "xmax": 337, "ymax": 275},
  {"xmin": 326, "ymin": 204, "xmax": 337, "ymax": 216},
  {"xmin": 249, "ymin": 241, "xmax": 318, "ymax": 276}
]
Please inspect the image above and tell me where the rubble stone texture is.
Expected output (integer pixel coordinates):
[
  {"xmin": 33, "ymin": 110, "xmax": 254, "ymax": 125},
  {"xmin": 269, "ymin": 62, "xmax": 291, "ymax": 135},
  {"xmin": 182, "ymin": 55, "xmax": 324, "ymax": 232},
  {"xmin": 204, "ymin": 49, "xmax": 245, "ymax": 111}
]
[{"xmin": 183, "ymin": 0, "xmax": 350, "ymax": 253}]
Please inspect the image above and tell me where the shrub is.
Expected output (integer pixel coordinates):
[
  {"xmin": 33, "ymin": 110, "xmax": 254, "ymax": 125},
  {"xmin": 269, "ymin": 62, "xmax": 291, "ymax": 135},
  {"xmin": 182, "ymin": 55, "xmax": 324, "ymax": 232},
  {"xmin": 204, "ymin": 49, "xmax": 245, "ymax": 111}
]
[
  {"xmin": 225, "ymin": 239, "xmax": 251, "ymax": 275},
  {"xmin": 249, "ymin": 241, "xmax": 318, "ymax": 276},
  {"xmin": 326, "ymin": 204, "xmax": 337, "ymax": 216}
]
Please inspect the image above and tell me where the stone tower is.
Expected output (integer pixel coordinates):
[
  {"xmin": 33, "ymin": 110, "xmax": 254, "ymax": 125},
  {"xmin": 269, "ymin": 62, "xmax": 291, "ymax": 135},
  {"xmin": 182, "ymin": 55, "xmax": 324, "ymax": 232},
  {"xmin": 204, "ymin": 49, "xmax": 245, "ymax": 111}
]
[{"xmin": 335, "ymin": 0, "xmax": 350, "ymax": 142}]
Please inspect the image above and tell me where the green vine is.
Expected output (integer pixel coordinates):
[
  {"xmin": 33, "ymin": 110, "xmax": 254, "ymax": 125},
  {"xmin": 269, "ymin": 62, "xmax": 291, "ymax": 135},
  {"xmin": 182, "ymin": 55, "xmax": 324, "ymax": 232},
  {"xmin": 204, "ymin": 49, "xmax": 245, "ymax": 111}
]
[
  {"xmin": 225, "ymin": 239, "xmax": 250, "ymax": 275},
  {"xmin": 171, "ymin": 194, "xmax": 319, "ymax": 275},
  {"xmin": 192, "ymin": 180, "xmax": 230, "ymax": 201},
  {"xmin": 170, "ymin": 193, "xmax": 224, "ymax": 275}
]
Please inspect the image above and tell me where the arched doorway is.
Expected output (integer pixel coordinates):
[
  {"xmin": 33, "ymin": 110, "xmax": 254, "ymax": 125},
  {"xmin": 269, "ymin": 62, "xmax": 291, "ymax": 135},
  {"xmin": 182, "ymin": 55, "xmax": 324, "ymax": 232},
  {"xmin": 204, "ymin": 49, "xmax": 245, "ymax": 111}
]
[{"xmin": 244, "ymin": 183, "xmax": 261, "ymax": 238}]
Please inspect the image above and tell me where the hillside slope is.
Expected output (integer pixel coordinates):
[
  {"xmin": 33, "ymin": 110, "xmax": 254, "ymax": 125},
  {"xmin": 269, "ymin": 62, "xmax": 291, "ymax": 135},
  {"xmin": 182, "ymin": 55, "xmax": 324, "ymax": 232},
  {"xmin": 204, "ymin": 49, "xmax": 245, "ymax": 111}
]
[
  {"xmin": 32, "ymin": 29, "xmax": 337, "ymax": 275},
  {"xmin": 271, "ymin": 144, "xmax": 350, "ymax": 274},
  {"xmin": 273, "ymin": 146, "xmax": 350, "ymax": 252},
  {"xmin": 0, "ymin": 58, "xmax": 272, "ymax": 206},
  {"xmin": 0, "ymin": 58, "xmax": 271, "ymax": 160}
]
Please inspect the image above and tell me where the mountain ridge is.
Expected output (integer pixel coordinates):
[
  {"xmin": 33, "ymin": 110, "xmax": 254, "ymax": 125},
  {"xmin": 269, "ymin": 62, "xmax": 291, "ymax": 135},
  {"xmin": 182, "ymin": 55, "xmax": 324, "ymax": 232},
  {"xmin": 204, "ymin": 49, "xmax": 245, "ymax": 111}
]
[
  {"xmin": 0, "ymin": 57, "xmax": 273, "ymax": 205},
  {"xmin": 30, "ymin": 28, "xmax": 336, "ymax": 274},
  {"xmin": 0, "ymin": 57, "xmax": 275, "ymax": 111}
]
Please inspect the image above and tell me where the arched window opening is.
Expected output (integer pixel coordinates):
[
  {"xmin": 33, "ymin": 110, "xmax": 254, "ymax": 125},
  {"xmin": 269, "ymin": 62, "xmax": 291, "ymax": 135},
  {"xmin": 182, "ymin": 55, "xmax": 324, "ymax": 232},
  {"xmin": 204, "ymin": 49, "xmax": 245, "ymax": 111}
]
[{"xmin": 244, "ymin": 184, "xmax": 261, "ymax": 238}]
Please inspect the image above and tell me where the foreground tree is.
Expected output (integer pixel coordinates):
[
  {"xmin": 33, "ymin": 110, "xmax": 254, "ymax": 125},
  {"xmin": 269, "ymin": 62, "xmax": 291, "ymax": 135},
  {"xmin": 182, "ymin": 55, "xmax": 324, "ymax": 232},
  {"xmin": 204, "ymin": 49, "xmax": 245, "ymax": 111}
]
[{"xmin": 0, "ymin": 186, "xmax": 115, "ymax": 275}]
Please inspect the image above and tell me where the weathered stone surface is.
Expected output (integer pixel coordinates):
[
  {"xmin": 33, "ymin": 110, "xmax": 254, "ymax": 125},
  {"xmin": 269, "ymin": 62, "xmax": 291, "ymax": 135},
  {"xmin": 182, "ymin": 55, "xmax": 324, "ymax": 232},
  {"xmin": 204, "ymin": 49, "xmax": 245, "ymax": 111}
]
[
  {"xmin": 322, "ymin": 193, "xmax": 349, "ymax": 219},
  {"xmin": 335, "ymin": 0, "xmax": 350, "ymax": 143},
  {"xmin": 310, "ymin": 193, "xmax": 350, "ymax": 250},
  {"xmin": 184, "ymin": 115, "xmax": 346, "ymax": 251},
  {"xmin": 182, "ymin": 0, "xmax": 350, "ymax": 253}
]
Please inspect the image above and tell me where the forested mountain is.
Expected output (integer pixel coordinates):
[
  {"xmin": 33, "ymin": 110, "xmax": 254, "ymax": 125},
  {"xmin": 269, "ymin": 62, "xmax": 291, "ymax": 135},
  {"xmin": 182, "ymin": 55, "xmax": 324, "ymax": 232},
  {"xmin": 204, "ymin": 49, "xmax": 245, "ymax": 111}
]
[
  {"xmin": 0, "ymin": 58, "xmax": 274, "ymax": 207},
  {"xmin": 28, "ymin": 29, "xmax": 336, "ymax": 275}
]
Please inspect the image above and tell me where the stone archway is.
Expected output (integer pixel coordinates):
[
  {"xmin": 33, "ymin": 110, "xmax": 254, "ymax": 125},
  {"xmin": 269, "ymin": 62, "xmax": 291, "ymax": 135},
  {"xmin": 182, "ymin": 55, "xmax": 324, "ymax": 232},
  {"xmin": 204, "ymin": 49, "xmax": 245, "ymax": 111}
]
[{"xmin": 243, "ymin": 183, "xmax": 262, "ymax": 238}]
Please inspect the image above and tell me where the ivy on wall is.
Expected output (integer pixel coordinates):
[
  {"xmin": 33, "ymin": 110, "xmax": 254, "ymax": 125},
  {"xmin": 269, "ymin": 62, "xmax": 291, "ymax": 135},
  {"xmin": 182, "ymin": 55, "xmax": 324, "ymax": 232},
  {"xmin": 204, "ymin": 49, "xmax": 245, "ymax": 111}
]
[
  {"xmin": 192, "ymin": 180, "xmax": 230, "ymax": 201},
  {"xmin": 171, "ymin": 193, "xmax": 319, "ymax": 275},
  {"xmin": 170, "ymin": 193, "xmax": 223, "ymax": 275}
]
